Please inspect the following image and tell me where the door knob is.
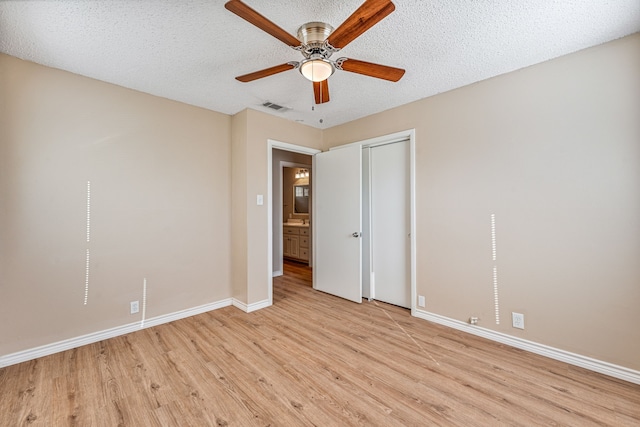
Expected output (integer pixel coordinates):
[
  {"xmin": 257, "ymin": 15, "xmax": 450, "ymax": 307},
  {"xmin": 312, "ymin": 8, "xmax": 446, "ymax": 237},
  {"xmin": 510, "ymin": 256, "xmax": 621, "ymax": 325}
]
[{"xmin": 352, "ymin": 232, "xmax": 362, "ymax": 238}]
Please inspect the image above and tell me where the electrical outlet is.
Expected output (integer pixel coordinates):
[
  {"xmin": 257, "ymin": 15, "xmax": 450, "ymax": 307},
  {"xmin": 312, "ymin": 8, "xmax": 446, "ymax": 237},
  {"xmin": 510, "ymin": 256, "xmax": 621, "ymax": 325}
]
[
  {"xmin": 130, "ymin": 300, "xmax": 139, "ymax": 314},
  {"xmin": 418, "ymin": 295, "xmax": 425, "ymax": 307},
  {"xmin": 512, "ymin": 312, "xmax": 524, "ymax": 329}
]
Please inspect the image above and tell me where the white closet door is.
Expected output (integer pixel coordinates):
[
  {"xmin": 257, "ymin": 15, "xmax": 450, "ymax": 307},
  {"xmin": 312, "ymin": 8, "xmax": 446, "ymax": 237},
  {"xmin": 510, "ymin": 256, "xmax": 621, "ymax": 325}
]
[
  {"xmin": 371, "ymin": 140, "xmax": 410, "ymax": 308},
  {"xmin": 314, "ymin": 145, "xmax": 362, "ymax": 303}
]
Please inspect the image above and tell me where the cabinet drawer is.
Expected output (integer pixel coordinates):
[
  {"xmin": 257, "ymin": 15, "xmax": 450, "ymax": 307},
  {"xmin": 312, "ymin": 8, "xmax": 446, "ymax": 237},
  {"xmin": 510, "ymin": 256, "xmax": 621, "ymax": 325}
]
[
  {"xmin": 284, "ymin": 227, "xmax": 299, "ymax": 235},
  {"xmin": 299, "ymin": 248, "xmax": 309, "ymax": 260},
  {"xmin": 299, "ymin": 228, "xmax": 309, "ymax": 236},
  {"xmin": 300, "ymin": 236, "xmax": 309, "ymax": 248}
]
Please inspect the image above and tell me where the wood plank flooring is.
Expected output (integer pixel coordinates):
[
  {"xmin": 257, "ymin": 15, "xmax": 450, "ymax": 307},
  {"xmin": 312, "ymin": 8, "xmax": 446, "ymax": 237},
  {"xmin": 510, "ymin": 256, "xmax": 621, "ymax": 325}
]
[{"xmin": 1, "ymin": 259, "xmax": 639, "ymax": 426}]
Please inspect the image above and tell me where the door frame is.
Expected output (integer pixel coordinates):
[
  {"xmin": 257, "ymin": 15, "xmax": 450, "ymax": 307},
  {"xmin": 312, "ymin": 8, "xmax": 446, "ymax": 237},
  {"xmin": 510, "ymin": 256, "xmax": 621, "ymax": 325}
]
[
  {"xmin": 326, "ymin": 129, "xmax": 417, "ymax": 314},
  {"xmin": 267, "ymin": 140, "xmax": 321, "ymax": 306}
]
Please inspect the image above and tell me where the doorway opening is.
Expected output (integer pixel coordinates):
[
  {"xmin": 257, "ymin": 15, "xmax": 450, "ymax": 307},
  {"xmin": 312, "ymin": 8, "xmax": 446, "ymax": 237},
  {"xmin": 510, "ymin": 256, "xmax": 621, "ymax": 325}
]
[{"xmin": 267, "ymin": 141, "xmax": 321, "ymax": 306}]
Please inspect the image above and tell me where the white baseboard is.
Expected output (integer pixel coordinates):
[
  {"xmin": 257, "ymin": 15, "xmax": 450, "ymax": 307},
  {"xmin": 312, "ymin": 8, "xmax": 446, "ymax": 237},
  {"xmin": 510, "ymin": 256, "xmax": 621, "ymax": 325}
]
[
  {"xmin": 232, "ymin": 298, "xmax": 271, "ymax": 313},
  {"xmin": 272, "ymin": 270, "xmax": 283, "ymax": 277},
  {"xmin": 9, "ymin": 301, "xmax": 633, "ymax": 385},
  {"xmin": 0, "ymin": 298, "xmax": 233, "ymax": 368},
  {"xmin": 142, "ymin": 298, "xmax": 232, "ymax": 328},
  {"xmin": 413, "ymin": 309, "xmax": 640, "ymax": 385}
]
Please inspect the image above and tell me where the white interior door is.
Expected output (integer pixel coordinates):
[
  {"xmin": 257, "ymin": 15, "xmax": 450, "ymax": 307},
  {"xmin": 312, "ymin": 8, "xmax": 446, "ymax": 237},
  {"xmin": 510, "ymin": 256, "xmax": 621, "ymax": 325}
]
[
  {"xmin": 371, "ymin": 140, "xmax": 410, "ymax": 308},
  {"xmin": 314, "ymin": 145, "xmax": 362, "ymax": 303}
]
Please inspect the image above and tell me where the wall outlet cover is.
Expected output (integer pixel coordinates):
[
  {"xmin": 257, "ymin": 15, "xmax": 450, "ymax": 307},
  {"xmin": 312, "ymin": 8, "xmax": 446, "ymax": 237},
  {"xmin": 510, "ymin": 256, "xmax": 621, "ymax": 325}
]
[
  {"xmin": 130, "ymin": 300, "xmax": 140, "ymax": 314},
  {"xmin": 512, "ymin": 312, "xmax": 525, "ymax": 329}
]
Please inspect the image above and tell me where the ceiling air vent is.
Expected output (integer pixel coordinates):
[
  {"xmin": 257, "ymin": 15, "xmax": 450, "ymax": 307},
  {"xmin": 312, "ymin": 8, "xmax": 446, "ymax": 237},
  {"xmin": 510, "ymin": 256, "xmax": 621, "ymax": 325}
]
[{"xmin": 262, "ymin": 101, "xmax": 289, "ymax": 112}]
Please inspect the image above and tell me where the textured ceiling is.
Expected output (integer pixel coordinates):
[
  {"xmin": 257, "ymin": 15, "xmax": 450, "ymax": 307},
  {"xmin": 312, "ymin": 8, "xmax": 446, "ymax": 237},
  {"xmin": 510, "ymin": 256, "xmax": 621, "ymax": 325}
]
[{"xmin": 1, "ymin": 1, "xmax": 639, "ymax": 129}]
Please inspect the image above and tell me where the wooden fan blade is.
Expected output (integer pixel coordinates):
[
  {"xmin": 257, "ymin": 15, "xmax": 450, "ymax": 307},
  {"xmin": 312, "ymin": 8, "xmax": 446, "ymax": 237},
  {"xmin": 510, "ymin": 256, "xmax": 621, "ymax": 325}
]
[
  {"xmin": 339, "ymin": 58, "xmax": 405, "ymax": 82},
  {"xmin": 314, "ymin": 80, "xmax": 330, "ymax": 104},
  {"xmin": 327, "ymin": 0, "xmax": 395, "ymax": 49},
  {"xmin": 236, "ymin": 63, "xmax": 296, "ymax": 82},
  {"xmin": 225, "ymin": 0, "xmax": 301, "ymax": 47}
]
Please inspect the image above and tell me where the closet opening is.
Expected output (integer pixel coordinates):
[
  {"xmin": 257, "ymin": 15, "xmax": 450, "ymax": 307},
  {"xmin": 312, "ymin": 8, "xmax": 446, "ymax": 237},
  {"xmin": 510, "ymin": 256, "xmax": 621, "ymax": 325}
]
[{"xmin": 313, "ymin": 129, "xmax": 416, "ymax": 311}]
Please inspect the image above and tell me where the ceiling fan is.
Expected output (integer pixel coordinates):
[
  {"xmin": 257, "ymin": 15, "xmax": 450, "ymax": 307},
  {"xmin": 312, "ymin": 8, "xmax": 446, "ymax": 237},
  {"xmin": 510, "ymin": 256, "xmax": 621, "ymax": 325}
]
[{"xmin": 224, "ymin": 0, "xmax": 405, "ymax": 104}]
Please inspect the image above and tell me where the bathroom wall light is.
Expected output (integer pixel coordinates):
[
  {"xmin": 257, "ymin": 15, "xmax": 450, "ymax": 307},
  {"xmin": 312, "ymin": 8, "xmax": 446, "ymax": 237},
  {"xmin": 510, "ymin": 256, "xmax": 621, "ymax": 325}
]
[{"xmin": 295, "ymin": 169, "xmax": 309, "ymax": 179}]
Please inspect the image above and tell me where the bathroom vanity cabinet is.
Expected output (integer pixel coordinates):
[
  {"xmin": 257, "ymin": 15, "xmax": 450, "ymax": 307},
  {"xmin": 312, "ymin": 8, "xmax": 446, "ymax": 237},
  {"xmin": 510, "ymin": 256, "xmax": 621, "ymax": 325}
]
[{"xmin": 283, "ymin": 225, "xmax": 310, "ymax": 262}]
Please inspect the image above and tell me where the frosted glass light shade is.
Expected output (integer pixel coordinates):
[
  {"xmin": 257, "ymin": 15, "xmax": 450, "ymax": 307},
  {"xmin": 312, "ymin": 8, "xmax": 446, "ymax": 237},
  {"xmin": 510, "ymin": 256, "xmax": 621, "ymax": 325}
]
[{"xmin": 300, "ymin": 59, "xmax": 334, "ymax": 82}]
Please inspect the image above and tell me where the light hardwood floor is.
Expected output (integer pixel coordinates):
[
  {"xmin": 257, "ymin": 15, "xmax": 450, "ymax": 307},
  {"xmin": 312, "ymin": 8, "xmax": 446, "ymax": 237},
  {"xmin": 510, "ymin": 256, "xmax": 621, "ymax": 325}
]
[{"xmin": 1, "ymin": 260, "xmax": 639, "ymax": 426}]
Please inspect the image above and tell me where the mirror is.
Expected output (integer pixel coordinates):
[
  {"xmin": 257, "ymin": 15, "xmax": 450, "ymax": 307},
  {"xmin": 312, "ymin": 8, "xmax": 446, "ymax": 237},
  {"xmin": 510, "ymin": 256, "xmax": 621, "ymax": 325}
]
[{"xmin": 294, "ymin": 185, "xmax": 309, "ymax": 214}]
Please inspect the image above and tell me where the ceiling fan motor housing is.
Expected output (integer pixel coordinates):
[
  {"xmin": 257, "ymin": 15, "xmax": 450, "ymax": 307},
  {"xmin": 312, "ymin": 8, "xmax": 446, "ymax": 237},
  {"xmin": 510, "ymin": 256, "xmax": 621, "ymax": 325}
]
[
  {"xmin": 297, "ymin": 22, "xmax": 336, "ymax": 59},
  {"xmin": 297, "ymin": 22, "xmax": 333, "ymax": 46}
]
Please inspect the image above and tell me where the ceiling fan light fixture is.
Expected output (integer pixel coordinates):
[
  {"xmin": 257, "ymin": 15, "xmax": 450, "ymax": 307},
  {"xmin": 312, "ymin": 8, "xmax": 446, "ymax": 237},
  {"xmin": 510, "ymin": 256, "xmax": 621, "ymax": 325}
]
[{"xmin": 300, "ymin": 58, "xmax": 334, "ymax": 82}]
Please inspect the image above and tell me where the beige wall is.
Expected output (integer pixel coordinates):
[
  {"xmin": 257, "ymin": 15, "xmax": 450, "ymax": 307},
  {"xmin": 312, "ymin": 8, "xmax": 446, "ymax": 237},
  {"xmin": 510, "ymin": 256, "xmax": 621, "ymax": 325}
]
[
  {"xmin": 0, "ymin": 54, "xmax": 232, "ymax": 355},
  {"xmin": 231, "ymin": 110, "xmax": 248, "ymax": 303},
  {"xmin": 323, "ymin": 34, "xmax": 640, "ymax": 370}
]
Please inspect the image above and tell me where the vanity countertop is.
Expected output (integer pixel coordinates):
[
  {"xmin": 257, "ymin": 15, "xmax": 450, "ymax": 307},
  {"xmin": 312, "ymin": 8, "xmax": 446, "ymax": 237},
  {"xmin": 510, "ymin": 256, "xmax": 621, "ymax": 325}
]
[{"xmin": 283, "ymin": 222, "xmax": 310, "ymax": 228}]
